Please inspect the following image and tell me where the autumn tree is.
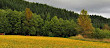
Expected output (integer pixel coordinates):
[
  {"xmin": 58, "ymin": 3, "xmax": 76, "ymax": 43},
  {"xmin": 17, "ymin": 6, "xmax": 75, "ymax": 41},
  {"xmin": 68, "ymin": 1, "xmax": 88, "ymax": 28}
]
[
  {"xmin": 24, "ymin": 8, "xmax": 33, "ymax": 35},
  {"xmin": 103, "ymin": 24, "xmax": 110, "ymax": 30},
  {"xmin": 77, "ymin": 9, "xmax": 94, "ymax": 37},
  {"xmin": 25, "ymin": 8, "xmax": 32, "ymax": 21}
]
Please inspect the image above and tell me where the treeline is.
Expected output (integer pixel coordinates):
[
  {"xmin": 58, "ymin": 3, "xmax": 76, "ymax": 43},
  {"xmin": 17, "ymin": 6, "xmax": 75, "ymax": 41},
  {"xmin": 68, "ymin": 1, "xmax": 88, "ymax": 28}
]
[
  {"xmin": 77, "ymin": 10, "xmax": 110, "ymax": 39},
  {"xmin": 0, "ymin": 0, "xmax": 78, "ymax": 20},
  {"xmin": 0, "ymin": 9, "xmax": 79, "ymax": 37},
  {"xmin": 90, "ymin": 15, "xmax": 110, "ymax": 28},
  {"xmin": 0, "ymin": 0, "xmax": 110, "ymax": 28},
  {"xmin": 0, "ymin": 9, "xmax": 109, "ymax": 39}
]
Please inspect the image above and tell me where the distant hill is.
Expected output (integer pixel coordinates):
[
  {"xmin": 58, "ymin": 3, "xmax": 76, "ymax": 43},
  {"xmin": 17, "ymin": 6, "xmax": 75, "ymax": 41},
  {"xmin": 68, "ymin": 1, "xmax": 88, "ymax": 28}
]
[{"xmin": 0, "ymin": 0, "xmax": 109, "ymax": 28}]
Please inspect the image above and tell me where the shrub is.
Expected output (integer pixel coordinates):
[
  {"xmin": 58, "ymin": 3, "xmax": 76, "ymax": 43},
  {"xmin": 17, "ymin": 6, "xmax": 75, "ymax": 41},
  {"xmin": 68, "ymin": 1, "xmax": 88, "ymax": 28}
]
[
  {"xmin": 76, "ymin": 34, "xmax": 84, "ymax": 39},
  {"xmin": 92, "ymin": 28, "xmax": 110, "ymax": 39}
]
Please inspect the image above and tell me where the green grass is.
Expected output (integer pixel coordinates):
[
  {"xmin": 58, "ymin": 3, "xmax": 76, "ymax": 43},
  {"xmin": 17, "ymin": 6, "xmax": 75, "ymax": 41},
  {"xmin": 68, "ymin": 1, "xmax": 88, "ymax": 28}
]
[{"xmin": 0, "ymin": 35, "xmax": 110, "ymax": 48}]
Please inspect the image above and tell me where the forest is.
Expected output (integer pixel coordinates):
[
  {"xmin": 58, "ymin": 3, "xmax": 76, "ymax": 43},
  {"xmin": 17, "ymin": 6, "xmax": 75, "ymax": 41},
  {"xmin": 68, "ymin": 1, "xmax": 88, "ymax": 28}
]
[
  {"xmin": 0, "ymin": 0, "xmax": 110, "ymax": 38},
  {"xmin": 0, "ymin": 0, "xmax": 110, "ymax": 28},
  {"xmin": 0, "ymin": 9, "xmax": 78, "ymax": 37}
]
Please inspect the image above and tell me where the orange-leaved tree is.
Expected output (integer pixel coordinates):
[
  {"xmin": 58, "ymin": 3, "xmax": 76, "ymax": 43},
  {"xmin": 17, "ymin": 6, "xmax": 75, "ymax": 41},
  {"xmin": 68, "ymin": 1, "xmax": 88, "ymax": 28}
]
[
  {"xmin": 77, "ymin": 9, "xmax": 94, "ymax": 37},
  {"xmin": 103, "ymin": 24, "xmax": 110, "ymax": 30}
]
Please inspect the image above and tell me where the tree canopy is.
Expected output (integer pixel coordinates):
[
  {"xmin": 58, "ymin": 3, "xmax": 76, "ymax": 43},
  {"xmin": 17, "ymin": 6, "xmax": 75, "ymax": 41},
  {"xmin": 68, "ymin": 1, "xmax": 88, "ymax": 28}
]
[
  {"xmin": 78, "ymin": 9, "xmax": 94, "ymax": 37},
  {"xmin": 0, "ymin": 0, "xmax": 109, "ymax": 29}
]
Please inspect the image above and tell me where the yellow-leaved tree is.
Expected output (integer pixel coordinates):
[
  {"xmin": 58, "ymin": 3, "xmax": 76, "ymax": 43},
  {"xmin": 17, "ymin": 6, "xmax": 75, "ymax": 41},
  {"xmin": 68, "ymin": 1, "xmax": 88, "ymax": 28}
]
[
  {"xmin": 103, "ymin": 24, "xmax": 110, "ymax": 30},
  {"xmin": 77, "ymin": 9, "xmax": 94, "ymax": 37},
  {"xmin": 25, "ymin": 8, "xmax": 32, "ymax": 21},
  {"xmin": 24, "ymin": 8, "xmax": 33, "ymax": 35}
]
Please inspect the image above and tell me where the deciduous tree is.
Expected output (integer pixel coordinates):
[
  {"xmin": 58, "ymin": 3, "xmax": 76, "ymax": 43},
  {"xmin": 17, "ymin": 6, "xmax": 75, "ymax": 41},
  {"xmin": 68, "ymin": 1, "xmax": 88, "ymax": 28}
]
[
  {"xmin": 103, "ymin": 24, "xmax": 110, "ymax": 30},
  {"xmin": 77, "ymin": 9, "xmax": 94, "ymax": 37},
  {"xmin": 25, "ymin": 8, "xmax": 32, "ymax": 21}
]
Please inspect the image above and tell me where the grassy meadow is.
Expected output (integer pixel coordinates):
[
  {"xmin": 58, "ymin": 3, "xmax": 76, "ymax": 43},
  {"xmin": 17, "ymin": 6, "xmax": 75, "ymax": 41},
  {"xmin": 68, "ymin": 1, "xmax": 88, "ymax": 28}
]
[{"xmin": 0, "ymin": 35, "xmax": 110, "ymax": 48}]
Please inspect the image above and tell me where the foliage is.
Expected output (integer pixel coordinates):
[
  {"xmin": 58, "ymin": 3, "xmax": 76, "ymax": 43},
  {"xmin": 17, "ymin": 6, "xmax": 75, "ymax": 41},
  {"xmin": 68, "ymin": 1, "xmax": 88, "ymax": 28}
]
[
  {"xmin": 0, "ymin": 0, "xmax": 109, "ymax": 29},
  {"xmin": 25, "ymin": 8, "xmax": 32, "ymax": 21},
  {"xmin": 0, "ymin": 9, "xmax": 78, "ymax": 37},
  {"xmin": 0, "ymin": 0, "xmax": 110, "ymax": 39},
  {"xmin": 92, "ymin": 28, "xmax": 110, "ymax": 39},
  {"xmin": 0, "ymin": 9, "xmax": 11, "ymax": 33},
  {"xmin": 103, "ymin": 24, "xmax": 110, "ymax": 30},
  {"xmin": 42, "ymin": 16, "xmax": 78, "ymax": 37},
  {"xmin": 77, "ymin": 9, "xmax": 94, "ymax": 37},
  {"xmin": 90, "ymin": 15, "xmax": 110, "ymax": 28}
]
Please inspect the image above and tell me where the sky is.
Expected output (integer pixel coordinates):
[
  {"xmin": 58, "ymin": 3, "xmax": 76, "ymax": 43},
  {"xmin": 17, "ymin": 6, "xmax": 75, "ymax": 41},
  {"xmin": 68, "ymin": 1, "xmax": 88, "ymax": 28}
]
[{"xmin": 25, "ymin": 0, "xmax": 110, "ymax": 18}]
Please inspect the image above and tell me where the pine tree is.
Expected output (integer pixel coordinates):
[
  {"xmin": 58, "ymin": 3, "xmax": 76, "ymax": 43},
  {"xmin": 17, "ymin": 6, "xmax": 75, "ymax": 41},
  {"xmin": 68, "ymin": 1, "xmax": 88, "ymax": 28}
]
[{"xmin": 77, "ymin": 9, "xmax": 94, "ymax": 37}]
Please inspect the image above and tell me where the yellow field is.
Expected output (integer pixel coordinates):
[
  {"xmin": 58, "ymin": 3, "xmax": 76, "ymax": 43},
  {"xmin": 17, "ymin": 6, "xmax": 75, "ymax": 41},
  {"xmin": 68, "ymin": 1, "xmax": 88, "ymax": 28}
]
[{"xmin": 0, "ymin": 35, "xmax": 110, "ymax": 48}]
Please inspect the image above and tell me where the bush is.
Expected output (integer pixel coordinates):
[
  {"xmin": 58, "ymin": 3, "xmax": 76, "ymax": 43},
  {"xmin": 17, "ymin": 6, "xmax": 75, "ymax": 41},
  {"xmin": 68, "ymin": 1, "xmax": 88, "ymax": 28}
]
[{"xmin": 92, "ymin": 28, "xmax": 110, "ymax": 39}]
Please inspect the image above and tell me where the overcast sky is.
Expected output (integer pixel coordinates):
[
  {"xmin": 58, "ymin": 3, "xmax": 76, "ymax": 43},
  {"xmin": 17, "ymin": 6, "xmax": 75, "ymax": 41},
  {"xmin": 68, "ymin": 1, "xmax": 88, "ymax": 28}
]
[{"xmin": 25, "ymin": 0, "xmax": 110, "ymax": 18}]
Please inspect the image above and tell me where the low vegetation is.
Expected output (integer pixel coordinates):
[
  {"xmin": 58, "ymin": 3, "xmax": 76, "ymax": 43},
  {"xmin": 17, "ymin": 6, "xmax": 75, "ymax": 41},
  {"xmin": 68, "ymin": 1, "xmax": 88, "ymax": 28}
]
[
  {"xmin": 92, "ymin": 28, "xmax": 110, "ymax": 39},
  {"xmin": 1, "ymin": 35, "xmax": 110, "ymax": 48},
  {"xmin": 69, "ymin": 34, "xmax": 110, "ymax": 43}
]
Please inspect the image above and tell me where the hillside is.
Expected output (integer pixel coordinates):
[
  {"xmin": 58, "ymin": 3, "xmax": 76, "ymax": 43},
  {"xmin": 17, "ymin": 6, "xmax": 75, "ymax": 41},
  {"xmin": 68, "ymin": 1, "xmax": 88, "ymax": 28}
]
[
  {"xmin": 0, "ymin": 35, "xmax": 110, "ymax": 48},
  {"xmin": 0, "ymin": 0, "xmax": 110, "ymax": 48},
  {"xmin": 0, "ymin": 0, "xmax": 110, "ymax": 28}
]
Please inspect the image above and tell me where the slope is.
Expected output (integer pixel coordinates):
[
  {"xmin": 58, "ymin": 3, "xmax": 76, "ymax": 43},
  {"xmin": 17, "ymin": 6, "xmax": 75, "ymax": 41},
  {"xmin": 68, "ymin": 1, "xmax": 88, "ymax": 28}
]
[
  {"xmin": 0, "ymin": 0, "xmax": 109, "ymax": 28},
  {"xmin": 0, "ymin": 35, "xmax": 110, "ymax": 48}
]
